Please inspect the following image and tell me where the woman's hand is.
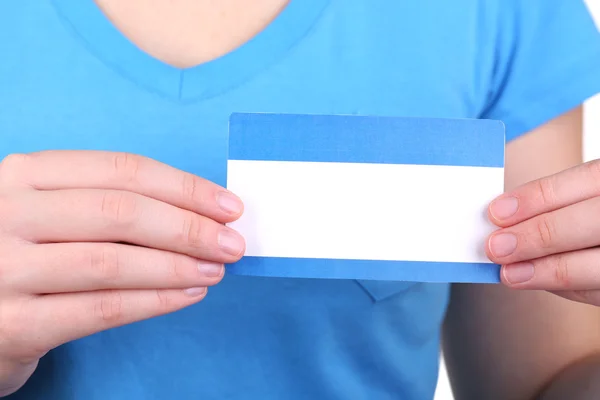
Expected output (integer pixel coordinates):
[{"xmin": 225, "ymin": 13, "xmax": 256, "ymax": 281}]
[
  {"xmin": 487, "ymin": 159, "xmax": 600, "ymax": 306},
  {"xmin": 0, "ymin": 151, "xmax": 245, "ymax": 395}
]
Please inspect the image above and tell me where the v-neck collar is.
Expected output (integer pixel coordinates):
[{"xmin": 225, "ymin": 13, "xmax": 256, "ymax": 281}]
[{"xmin": 51, "ymin": 0, "xmax": 329, "ymax": 102}]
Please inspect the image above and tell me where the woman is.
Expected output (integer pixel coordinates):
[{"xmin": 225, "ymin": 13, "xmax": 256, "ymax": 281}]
[{"xmin": 1, "ymin": 1, "xmax": 600, "ymax": 399}]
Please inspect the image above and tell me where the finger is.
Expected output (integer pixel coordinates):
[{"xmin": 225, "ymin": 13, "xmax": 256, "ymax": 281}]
[
  {"xmin": 24, "ymin": 288, "xmax": 208, "ymax": 352},
  {"xmin": 0, "ymin": 151, "xmax": 242, "ymax": 223},
  {"xmin": 550, "ymin": 290, "xmax": 600, "ymax": 307},
  {"xmin": 4, "ymin": 242, "xmax": 224, "ymax": 294},
  {"xmin": 488, "ymin": 159, "xmax": 600, "ymax": 227},
  {"xmin": 500, "ymin": 247, "xmax": 600, "ymax": 291},
  {"xmin": 486, "ymin": 196, "xmax": 600, "ymax": 264},
  {"xmin": 8, "ymin": 189, "xmax": 245, "ymax": 263}
]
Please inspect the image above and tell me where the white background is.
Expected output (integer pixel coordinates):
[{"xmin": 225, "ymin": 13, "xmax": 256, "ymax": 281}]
[{"xmin": 434, "ymin": 2, "xmax": 600, "ymax": 399}]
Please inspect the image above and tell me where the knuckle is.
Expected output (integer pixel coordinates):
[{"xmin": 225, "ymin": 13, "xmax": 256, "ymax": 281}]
[
  {"xmin": 535, "ymin": 216, "xmax": 556, "ymax": 249},
  {"xmin": 553, "ymin": 254, "xmax": 572, "ymax": 288},
  {"xmin": 535, "ymin": 177, "xmax": 556, "ymax": 209},
  {"xmin": 585, "ymin": 160, "xmax": 600, "ymax": 188},
  {"xmin": 0, "ymin": 300, "xmax": 47, "ymax": 361},
  {"xmin": 0, "ymin": 153, "xmax": 30, "ymax": 184},
  {"xmin": 101, "ymin": 191, "xmax": 138, "ymax": 225},
  {"xmin": 0, "ymin": 193, "xmax": 17, "ymax": 224},
  {"xmin": 111, "ymin": 153, "xmax": 142, "ymax": 186},
  {"xmin": 166, "ymin": 253, "xmax": 187, "ymax": 284},
  {"xmin": 94, "ymin": 290, "xmax": 124, "ymax": 325},
  {"xmin": 88, "ymin": 245, "xmax": 121, "ymax": 283},
  {"xmin": 181, "ymin": 215, "xmax": 208, "ymax": 249},
  {"xmin": 0, "ymin": 307, "xmax": 25, "ymax": 343},
  {"xmin": 155, "ymin": 289, "xmax": 173, "ymax": 312},
  {"xmin": 0, "ymin": 252, "xmax": 19, "ymax": 287},
  {"xmin": 181, "ymin": 173, "xmax": 203, "ymax": 204}
]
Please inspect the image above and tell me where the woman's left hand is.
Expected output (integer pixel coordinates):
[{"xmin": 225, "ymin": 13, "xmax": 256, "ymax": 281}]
[{"xmin": 487, "ymin": 159, "xmax": 600, "ymax": 306}]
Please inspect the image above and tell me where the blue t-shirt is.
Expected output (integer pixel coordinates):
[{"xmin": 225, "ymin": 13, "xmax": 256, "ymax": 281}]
[{"xmin": 1, "ymin": 1, "xmax": 600, "ymax": 399}]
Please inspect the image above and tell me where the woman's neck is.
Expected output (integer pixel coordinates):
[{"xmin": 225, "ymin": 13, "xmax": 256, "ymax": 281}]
[{"xmin": 94, "ymin": 0, "xmax": 289, "ymax": 68}]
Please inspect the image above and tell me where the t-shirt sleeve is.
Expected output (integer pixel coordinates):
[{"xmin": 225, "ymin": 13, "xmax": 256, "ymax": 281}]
[{"xmin": 480, "ymin": 0, "xmax": 600, "ymax": 141}]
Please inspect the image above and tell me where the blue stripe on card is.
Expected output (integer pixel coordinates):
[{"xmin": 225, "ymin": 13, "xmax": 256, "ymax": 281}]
[
  {"xmin": 229, "ymin": 113, "xmax": 505, "ymax": 167},
  {"xmin": 227, "ymin": 257, "xmax": 501, "ymax": 283}
]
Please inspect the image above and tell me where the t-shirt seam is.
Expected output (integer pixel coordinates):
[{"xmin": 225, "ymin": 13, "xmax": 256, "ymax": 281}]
[
  {"xmin": 49, "ymin": 1, "xmax": 330, "ymax": 105},
  {"xmin": 501, "ymin": 53, "xmax": 600, "ymax": 140},
  {"xmin": 486, "ymin": 48, "xmax": 600, "ymax": 123},
  {"xmin": 50, "ymin": 1, "xmax": 180, "ymax": 103},
  {"xmin": 177, "ymin": 3, "xmax": 330, "ymax": 104}
]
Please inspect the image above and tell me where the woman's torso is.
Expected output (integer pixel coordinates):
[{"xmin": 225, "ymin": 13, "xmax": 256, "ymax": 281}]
[{"xmin": 0, "ymin": 0, "xmax": 503, "ymax": 398}]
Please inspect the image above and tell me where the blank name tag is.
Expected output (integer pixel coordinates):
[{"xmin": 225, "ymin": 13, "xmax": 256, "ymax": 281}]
[{"xmin": 226, "ymin": 113, "xmax": 505, "ymax": 283}]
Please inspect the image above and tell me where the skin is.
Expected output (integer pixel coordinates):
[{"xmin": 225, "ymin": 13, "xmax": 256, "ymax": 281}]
[
  {"xmin": 2, "ymin": 1, "xmax": 600, "ymax": 398},
  {"xmin": 444, "ymin": 107, "xmax": 600, "ymax": 399},
  {"xmin": 0, "ymin": 151, "xmax": 246, "ymax": 395},
  {"xmin": 489, "ymin": 148, "xmax": 600, "ymax": 305}
]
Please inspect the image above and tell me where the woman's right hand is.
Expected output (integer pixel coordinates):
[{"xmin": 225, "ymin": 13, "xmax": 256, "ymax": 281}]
[{"xmin": 0, "ymin": 151, "xmax": 245, "ymax": 395}]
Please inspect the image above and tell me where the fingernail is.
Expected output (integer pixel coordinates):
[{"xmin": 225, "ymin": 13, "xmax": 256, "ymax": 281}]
[
  {"xmin": 218, "ymin": 229, "xmax": 245, "ymax": 256},
  {"xmin": 184, "ymin": 287, "xmax": 207, "ymax": 297},
  {"xmin": 489, "ymin": 233, "xmax": 518, "ymax": 257},
  {"xmin": 216, "ymin": 191, "xmax": 243, "ymax": 215},
  {"xmin": 490, "ymin": 197, "xmax": 519, "ymax": 220},
  {"xmin": 198, "ymin": 262, "xmax": 224, "ymax": 278},
  {"xmin": 503, "ymin": 262, "xmax": 534, "ymax": 284}
]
